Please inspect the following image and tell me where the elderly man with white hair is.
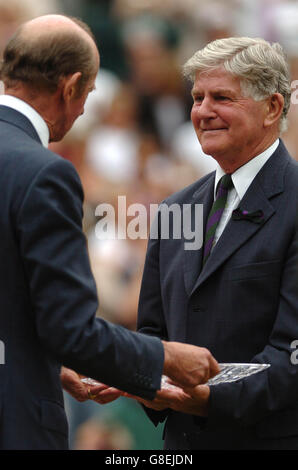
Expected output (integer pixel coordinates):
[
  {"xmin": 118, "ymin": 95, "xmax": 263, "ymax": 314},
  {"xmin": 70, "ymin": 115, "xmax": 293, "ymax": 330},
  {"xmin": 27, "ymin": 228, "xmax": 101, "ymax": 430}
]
[{"xmin": 135, "ymin": 36, "xmax": 298, "ymax": 450}]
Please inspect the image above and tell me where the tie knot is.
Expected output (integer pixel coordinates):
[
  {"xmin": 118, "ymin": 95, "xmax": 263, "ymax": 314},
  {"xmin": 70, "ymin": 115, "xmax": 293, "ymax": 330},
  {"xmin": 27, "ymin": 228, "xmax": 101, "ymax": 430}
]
[{"xmin": 216, "ymin": 174, "xmax": 233, "ymax": 195}]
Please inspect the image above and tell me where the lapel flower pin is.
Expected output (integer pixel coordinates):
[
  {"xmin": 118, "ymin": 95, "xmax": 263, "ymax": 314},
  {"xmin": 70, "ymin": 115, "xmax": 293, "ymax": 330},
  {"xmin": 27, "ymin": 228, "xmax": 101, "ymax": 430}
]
[{"xmin": 232, "ymin": 208, "xmax": 264, "ymax": 224}]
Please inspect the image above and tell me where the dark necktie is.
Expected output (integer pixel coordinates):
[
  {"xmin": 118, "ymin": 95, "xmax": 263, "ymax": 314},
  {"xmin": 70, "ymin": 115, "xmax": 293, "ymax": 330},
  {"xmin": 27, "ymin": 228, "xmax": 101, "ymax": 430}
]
[{"xmin": 202, "ymin": 174, "xmax": 233, "ymax": 266}]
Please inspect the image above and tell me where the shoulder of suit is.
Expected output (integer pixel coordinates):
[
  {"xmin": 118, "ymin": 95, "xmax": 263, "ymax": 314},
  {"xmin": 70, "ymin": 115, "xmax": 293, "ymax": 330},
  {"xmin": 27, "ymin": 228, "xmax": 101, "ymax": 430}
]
[
  {"xmin": 163, "ymin": 171, "xmax": 215, "ymax": 206},
  {"xmin": 283, "ymin": 151, "xmax": 298, "ymax": 183},
  {"xmin": 25, "ymin": 147, "xmax": 81, "ymax": 194},
  {"xmin": 1, "ymin": 132, "xmax": 80, "ymax": 197},
  {"xmin": 0, "ymin": 117, "xmax": 71, "ymax": 170}
]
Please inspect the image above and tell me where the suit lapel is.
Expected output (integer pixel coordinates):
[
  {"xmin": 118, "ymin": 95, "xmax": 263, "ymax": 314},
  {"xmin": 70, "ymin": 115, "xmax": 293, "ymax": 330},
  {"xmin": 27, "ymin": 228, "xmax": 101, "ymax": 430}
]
[
  {"xmin": 192, "ymin": 178, "xmax": 275, "ymax": 293},
  {"xmin": 0, "ymin": 105, "xmax": 42, "ymax": 144},
  {"xmin": 185, "ymin": 140, "xmax": 290, "ymax": 297},
  {"xmin": 183, "ymin": 173, "xmax": 215, "ymax": 296}
]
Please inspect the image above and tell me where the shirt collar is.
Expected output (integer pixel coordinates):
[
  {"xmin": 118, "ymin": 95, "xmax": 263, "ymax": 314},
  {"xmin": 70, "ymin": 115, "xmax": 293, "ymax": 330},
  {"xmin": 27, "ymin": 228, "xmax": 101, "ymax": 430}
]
[
  {"xmin": 214, "ymin": 139, "xmax": 279, "ymax": 200},
  {"xmin": 0, "ymin": 94, "xmax": 49, "ymax": 147}
]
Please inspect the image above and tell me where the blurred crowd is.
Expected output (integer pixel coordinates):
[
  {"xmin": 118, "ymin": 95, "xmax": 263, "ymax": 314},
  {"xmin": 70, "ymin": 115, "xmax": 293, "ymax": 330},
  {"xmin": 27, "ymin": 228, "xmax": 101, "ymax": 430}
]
[{"xmin": 1, "ymin": 0, "xmax": 298, "ymax": 450}]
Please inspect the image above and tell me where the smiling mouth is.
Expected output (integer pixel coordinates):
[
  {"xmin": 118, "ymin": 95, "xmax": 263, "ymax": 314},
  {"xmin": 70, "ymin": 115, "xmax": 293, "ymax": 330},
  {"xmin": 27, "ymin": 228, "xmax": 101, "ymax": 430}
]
[{"xmin": 201, "ymin": 128, "xmax": 227, "ymax": 132}]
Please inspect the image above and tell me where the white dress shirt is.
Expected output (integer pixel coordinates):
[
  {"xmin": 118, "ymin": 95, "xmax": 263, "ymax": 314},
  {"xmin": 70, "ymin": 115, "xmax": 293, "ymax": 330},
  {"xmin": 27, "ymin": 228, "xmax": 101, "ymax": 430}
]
[
  {"xmin": 0, "ymin": 94, "xmax": 49, "ymax": 147},
  {"xmin": 212, "ymin": 139, "xmax": 279, "ymax": 248}
]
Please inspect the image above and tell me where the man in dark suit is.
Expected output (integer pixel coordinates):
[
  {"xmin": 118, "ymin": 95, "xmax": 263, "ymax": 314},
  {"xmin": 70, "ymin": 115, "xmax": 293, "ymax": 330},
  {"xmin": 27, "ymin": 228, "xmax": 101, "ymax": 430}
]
[
  {"xmin": 0, "ymin": 15, "xmax": 219, "ymax": 450},
  {"xmin": 136, "ymin": 37, "xmax": 298, "ymax": 449}
]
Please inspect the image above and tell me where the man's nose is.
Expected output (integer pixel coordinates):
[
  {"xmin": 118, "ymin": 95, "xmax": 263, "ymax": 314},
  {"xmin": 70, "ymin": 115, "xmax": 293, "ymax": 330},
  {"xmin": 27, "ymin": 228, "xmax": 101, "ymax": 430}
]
[{"xmin": 193, "ymin": 97, "xmax": 217, "ymax": 120}]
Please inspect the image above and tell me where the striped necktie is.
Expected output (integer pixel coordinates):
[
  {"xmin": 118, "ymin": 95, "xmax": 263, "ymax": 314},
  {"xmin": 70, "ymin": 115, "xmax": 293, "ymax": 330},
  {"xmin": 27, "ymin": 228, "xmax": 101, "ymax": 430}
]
[{"xmin": 202, "ymin": 174, "xmax": 233, "ymax": 266}]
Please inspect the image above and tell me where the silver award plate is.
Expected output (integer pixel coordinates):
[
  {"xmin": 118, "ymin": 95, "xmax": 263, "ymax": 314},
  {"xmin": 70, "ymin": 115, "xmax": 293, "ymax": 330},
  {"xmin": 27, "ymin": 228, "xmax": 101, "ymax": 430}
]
[
  {"xmin": 161, "ymin": 363, "xmax": 270, "ymax": 390},
  {"xmin": 207, "ymin": 363, "xmax": 270, "ymax": 385}
]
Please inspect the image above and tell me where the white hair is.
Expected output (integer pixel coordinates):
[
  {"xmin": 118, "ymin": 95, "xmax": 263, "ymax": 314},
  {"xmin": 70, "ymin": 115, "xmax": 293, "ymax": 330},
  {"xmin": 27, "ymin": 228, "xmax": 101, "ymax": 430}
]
[{"xmin": 183, "ymin": 37, "xmax": 291, "ymax": 133}]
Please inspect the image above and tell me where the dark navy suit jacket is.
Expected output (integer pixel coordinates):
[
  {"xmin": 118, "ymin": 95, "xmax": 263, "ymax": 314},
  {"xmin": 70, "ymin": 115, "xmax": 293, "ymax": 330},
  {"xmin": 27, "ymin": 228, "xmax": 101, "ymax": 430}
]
[
  {"xmin": 138, "ymin": 140, "xmax": 298, "ymax": 450},
  {"xmin": 0, "ymin": 105, "xmax": 164, "ymax": 450}
]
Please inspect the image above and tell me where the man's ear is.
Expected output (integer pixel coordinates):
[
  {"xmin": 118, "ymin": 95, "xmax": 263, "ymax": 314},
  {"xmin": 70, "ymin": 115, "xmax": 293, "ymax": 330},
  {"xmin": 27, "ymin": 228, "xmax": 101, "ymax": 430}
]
[
  {"xmin": 264, "ymin": 93, "xmax": 284, "ymax": 128},
  {"xmin": 62, "ymin": 72, "xmax": 82, "ymax": 102}
]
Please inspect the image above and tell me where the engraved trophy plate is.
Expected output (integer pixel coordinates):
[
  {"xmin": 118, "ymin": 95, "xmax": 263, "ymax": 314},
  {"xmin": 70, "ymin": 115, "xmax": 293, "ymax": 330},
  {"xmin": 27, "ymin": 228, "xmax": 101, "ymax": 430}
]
[
  {"xmin": 161, "ymin": 363, "xmax": 270, "ymax": 389},
  {"xmin": 207, "ymin": 363, "xmax": 270, "ymax": 385}
]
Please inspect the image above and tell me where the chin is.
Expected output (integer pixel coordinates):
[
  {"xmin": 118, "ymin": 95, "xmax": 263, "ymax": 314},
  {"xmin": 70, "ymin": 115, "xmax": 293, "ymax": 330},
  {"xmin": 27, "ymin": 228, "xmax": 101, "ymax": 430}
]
[
  {"xmin": 50, "ymin": 133, "xmax": 66, "ymax": 143},
  {"xmin": 200, "ymin": 138, "xmax": 228, "ymax": 157},
  {"xmin": 201, "ymin": 143, "xmax": 220, "ymax": 157},
  {"xmin": 52, "ymin": 126, "xmax": 70, "ymax": 142}
]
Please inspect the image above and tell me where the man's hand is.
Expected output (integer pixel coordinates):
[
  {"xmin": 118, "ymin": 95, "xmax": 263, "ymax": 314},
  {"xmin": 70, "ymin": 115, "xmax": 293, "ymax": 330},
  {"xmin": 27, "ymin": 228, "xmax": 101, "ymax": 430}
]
[
  {"xmin": 162, "ymin": 341, "xmax": 219, "ymax": 388},
  {"xmin": 91, "ymin": 386, "xmax": 122, "ymax": 405},
  {"xmin": 124, "ymin": 384, "xmax": 210, "ymax": 416},
  {"xmin": 61, "ymin": 367, "xmax": 90, "ymax": 402},
  {"xmin": 60, "ymin": 367, "xmax": 121, "ymax": 404}
]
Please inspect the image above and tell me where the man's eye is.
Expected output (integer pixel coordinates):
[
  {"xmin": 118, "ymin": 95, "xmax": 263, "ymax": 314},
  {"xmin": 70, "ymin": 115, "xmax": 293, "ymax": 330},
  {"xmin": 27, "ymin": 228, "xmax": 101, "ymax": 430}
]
[
  {"xmin": 193, "ymin": 96, "xmax": 203, "ymax": 103},
  {"xmin": 215, "ymin": 95, "xmax": 230, "ymax": 101}
]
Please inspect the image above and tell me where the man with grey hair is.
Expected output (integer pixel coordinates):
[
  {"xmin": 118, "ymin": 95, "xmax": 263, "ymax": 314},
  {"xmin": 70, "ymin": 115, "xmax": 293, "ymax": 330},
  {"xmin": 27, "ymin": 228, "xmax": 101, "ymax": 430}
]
[
  {"xmin": 135, "ymin": 37, "xmax": 298, "ymax": 449},
  {"xmin": 0, "ymin": 14, "xmax": 219, "ymax": 449}
]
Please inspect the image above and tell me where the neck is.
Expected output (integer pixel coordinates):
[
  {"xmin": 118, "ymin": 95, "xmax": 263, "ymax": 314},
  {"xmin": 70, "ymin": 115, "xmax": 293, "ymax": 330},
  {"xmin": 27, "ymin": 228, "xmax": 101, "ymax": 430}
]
[
  {"xmin": 216, "ymin": 135, "xmax": 279, "ymax": 173},
  {"xmin": 4, "ymin": 86, "xmax": 62, "ymax": 142}
]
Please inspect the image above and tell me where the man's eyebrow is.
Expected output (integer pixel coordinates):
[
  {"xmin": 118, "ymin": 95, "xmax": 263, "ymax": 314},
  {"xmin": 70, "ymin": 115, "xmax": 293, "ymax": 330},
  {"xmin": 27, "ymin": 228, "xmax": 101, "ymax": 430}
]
[{"xmin": 191, "ymin": 88, "xmax": 235, "ymax": 96}]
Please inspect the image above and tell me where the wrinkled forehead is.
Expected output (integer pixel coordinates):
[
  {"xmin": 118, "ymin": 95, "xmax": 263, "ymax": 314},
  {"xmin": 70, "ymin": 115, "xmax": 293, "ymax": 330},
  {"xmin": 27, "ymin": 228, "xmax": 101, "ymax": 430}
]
[{"xmin": 191, "ymin": 67, "xmax": 242, "ymax": 94}]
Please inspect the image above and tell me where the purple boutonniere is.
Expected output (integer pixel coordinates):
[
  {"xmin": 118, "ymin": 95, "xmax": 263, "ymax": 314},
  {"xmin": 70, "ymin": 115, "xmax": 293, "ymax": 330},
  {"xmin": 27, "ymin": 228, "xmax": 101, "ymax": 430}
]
[{"xmin": 232, "ymin": 208, "xmax": 264, "ymax": 224}]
